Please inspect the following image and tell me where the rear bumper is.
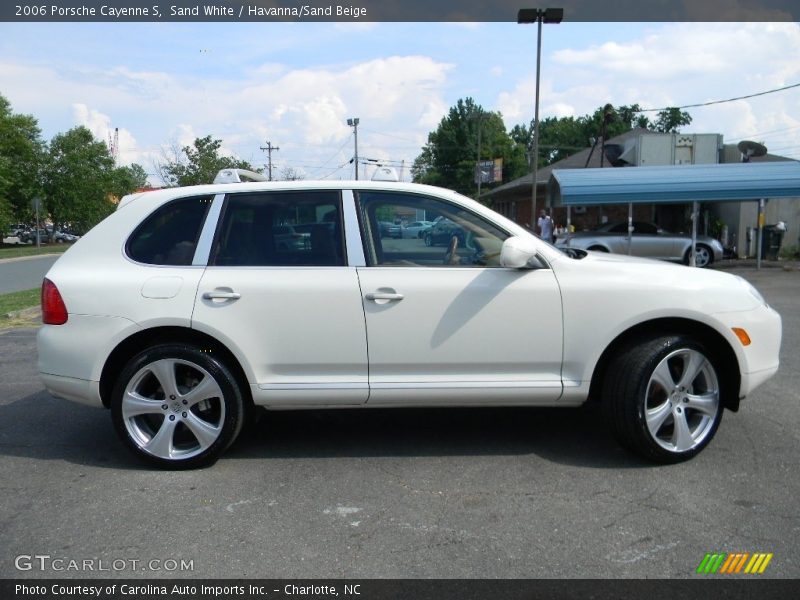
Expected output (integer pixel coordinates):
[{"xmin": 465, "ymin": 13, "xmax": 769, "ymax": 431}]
[
  {"xmin": 40, "ymin": 372, "xmax": 103, "ymax": 407},
  {"xmin": 37, "ymin": 314, "xmax": 139, "ymax": 407}
]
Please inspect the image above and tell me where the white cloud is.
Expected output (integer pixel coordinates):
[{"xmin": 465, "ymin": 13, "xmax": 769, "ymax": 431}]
[
  {"xmin": 72, "ymin": 103, "xmax": 142, "ymax": 167},
  {"xmin": 0, "ymin": 52, "xmax": 453, "ymax": 180},
  {"xmin": 494, "ymin": 23, "xmax": 800, "ymax": 159}
]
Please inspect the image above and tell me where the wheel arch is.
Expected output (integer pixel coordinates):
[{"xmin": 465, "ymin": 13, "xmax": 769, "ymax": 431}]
[
  {"xmin": 99, "ymin": 326, "xmax": 253, "ymax": 411},
  {"xmin": 588, "ymin": 317, "xmax": 742, "ymax": 412}
]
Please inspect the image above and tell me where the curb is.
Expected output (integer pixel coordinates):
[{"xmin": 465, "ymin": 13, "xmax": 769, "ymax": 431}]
[
  {"xmin": 0, "ymin": 253, "xmax": 61, "ymax": 264},
  {"xmin": 712, "ymin": 260, "xmax": 799, "ymax": 271}
]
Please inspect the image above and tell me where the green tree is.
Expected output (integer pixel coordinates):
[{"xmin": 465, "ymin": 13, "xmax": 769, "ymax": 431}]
[
  {"xmin": 652, "ymin": 107, "xmax": 693, "ymax": 133},
  {"xmin": 110, "ymin": 163, "xmax": 149, "ymax": 197},
  {"xmin": 44, "ymin": 126, "xmax": 118, "ymax": 233},
  {"xmin": 0, "ymin": 94, "xmax": 46, "ymax": 230},
  {"xmin": 412, "ymin": 98, "xmax": 528, "ymax": 198},
  {"xmin": 158, "ymin": 135, "xmax": 254, "ymax": 187},
  {"xmin": 514, "ymin": 103, "xmax": 692, "ymax": 168}
]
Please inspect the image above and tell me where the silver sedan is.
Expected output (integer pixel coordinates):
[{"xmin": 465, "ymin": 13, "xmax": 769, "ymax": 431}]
[{"xmin": 556, "ymin": 221, "xmax": 724, "ymax": 268}]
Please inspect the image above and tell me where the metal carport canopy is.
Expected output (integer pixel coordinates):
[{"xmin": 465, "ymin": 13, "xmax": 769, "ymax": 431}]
[{"xmin": 548, "ymin": 161, "xmax": 800, "ymax": 206}]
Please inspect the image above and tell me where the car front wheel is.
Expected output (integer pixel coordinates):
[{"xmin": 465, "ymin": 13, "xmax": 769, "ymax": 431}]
[
  {"xmin": 111, "ymin": 344, "xmax": 245, "ymax": 469},
  {"xmin": 602, "ymin": 335, "xmax": 723, "ymax": 463}
]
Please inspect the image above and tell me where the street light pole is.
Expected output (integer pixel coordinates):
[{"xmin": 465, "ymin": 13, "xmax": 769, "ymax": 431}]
[
  {"xmin": 518, "ymin": 7, "xmax": 563, "ymax": 229},
  {"xmin": 347, "ymin": 117, "xmax": 360, "ymax": 180}
]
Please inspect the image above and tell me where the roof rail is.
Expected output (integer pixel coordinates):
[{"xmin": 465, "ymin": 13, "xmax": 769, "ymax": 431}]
[
  {"xmin": 213, "ymin": 168, "xmax": 269, "ymax": 184},
  {"xmin": 371, "ymin": 166, "xmax": 399, "ymax": 182}
]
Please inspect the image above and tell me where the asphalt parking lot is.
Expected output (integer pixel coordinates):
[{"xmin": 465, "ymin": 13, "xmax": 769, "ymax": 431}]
[{"xmin": 0, "ymin": 267, "xmax": 797, "ymax": 579}]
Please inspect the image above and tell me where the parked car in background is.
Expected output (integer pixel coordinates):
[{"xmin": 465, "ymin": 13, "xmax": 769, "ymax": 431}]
[
  {"xmin": 378, "ymin": 221, "xmax": 402, "ymax": 239},
  {"xmin": 402, "ymin": 220, "xmax": 435, "ymax": 239},
  {"xmin": 51, "ymin": 230, "xmax": 80, "ymax": 243},
  {"xmin": 18, "ymin": 227, "xmax": 51, "ymax": 244},
  {"xmin": 556, "ymin": 221, "xmax": 724, "ymax": 268},
  {"xmin": 424, "ymin": 217, "xmax": 466, "ymax": 247},
  {"xmin": 272, "ymin": 225, "xmax": 309, "ymax": 251},
  {"xmin": 38, "ymin": 174, "xmax": 781, "ymax": 469}
]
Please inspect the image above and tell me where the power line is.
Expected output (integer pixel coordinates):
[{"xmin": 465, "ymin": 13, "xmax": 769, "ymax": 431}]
[
  {"xmin": 638, "ymin": 82, "xmax": 800, "ymax": 112},
  {"xmin": 312, "ymin": 134, "xmax": 354, "ymax": 174}
]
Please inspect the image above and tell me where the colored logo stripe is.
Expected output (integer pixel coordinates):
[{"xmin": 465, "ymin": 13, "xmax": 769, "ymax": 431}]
[{"xmin": 696, "ymin": 552, "xmax": 773, "ymax": 574}]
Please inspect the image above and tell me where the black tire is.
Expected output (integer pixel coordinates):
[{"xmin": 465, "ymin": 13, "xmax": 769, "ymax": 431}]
[
  {"xmin": 111, "ymin": 344, "xmax": 245, "ymax": 469},
  {"xmin": 684, "ymin": 244, "xmax": 713, "ymax": 268},
  {"xmin": 424, "ymin": 234, "xmax": 433, "ymax": 247},
  {"xmin": 588, "ymin": 245, "xmax": 609, "ymax": 252},
  {"xmin": 602, "ymin": 335, "xmax": 724, "ymax": 464}
]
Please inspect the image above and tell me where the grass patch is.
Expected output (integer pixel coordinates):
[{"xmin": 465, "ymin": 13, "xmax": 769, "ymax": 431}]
[
  {"xmin": 0, "ymin": 310, "xmax": 40, "ymax": 330},
  {"xmin": 0, "ymin": 243, "xmax": 71, "ymax": 260},
  {"xmin": 0, "ymin": 287, "xmax": 40, "ymax": 316}
]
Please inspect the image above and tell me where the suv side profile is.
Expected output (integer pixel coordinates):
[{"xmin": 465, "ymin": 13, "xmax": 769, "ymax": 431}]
[{"xmin": 38, "ymin": 179, "xmax": 781, "ymax": 468}]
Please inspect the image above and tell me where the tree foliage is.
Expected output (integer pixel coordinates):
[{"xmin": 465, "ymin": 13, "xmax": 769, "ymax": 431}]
[
  {"xmin": 109, "ymin": 163, "xmax": 150, "ymax": 198},
  {"xmin": 0, "ymin": 94, "xmax": 46, "ymax": 233},
  {"xmin": 279, "ymin": 166, "xmax": 305, "ymax": 181},
  {"xmin": 157, "ymin": 135, "xmax": 254, "ymax": 187},
  {"xmin": 521, "ymin": 104, "xmax": 693, "ymax": 167},
  {"xmin": 414, "ymin": 99, "xmax": 694, "ymax": 194},
  {"xmin": 43, "ymin": 126, "xmax": 120, "ymax": 233},
  {"xmin": 411, "ymin": 98, "xmax": 528, "ymax": 198}
]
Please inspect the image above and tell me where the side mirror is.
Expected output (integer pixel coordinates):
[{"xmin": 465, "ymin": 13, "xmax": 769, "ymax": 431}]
[{"xmin": 500, "ymin": 236, "xmax": 543, "ymax": 269}]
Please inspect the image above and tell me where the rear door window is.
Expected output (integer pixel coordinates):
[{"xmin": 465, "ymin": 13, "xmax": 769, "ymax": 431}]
[{"xmin": 211, "ymin": 191, "xmax": 345, "ymax": 267}]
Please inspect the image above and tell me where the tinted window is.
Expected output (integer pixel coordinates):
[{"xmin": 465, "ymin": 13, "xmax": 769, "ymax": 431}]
[
  {"xmin": 126, "ymin": 196, "xmax": 213, "ymax": 265},
  {"xmin": 357, "ymin": 191, "xmax": 509, "ymax": 267},
  {"xmin": 212, "ymin": 191, "xmax": 345, "ymax": 267},
  {"xmin": 608, "ymin": 223, "xmax": 628, "ymax": 233},
  {"xmin": 634, "ymin": 222, "xmax": 658, "ymax": 234}
]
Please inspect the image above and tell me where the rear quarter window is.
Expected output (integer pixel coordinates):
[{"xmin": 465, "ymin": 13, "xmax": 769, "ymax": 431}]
[{"xmin": 126, "ymin": 196, "xmax": 213, "ymax": 265}]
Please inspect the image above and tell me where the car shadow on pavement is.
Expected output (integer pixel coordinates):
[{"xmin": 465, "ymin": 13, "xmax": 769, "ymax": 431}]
[
  {"xmin": 0, "ymin": 390, "xmax": 139, "ymax": 470},
  {"xmin": 0, "ymin": 392, "xmax": 655, "ymax": 470},
  {"xmin": 229, "ymin": 405, "xmax": 656, "ymax": 469}
]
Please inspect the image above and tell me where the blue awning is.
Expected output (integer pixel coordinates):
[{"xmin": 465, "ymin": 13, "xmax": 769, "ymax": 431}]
[{"xmin": 548, "ymin": 161, "xmax": 800, "ymax": 206}]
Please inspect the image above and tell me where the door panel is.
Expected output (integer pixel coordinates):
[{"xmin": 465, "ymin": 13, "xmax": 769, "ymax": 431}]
[
  {"xmin": 357, "ymin": 267, "xmax": 563, "ymax": 404},
  {"xmin": 193, "ymin": 268, "xmax": 368, "ymax": 404},
  {"xmin": 191, "ymin": 189, "xmax": 368, "ymax": 406}
]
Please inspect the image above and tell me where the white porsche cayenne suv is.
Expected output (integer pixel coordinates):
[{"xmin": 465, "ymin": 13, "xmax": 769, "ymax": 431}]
[{"xmin": 37, "ymin": 176, "xmax": 781, "ymax": 468}]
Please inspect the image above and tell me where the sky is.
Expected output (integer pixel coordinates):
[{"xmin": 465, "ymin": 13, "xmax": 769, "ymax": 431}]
[{"xmin": 0, "ymin": 21, "xmax": 798, "ymax": 184}]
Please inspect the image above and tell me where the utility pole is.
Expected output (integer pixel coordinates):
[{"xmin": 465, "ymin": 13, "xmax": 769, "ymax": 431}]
[
  {"xmin": 475, "ymin": 110, "xmax": 485, "ymax": 199},
  {"xmin": 518, "ymin": 7, "xmax": 563, "ymax": 224},
  {"xmin": 260, "ymin": 141, "xmax": 280, "ymax": 181},
  {"xmin": 347, "ymin": 118, "xmax": 360, "ymax": 180}
]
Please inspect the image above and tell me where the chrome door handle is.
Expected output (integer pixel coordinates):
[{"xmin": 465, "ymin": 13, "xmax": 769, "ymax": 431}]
[
  {"xmin": 203, "ymin": 291, "xmax": 241, "ymax": 300},
  {"xmin": 365, "ymin": 292, "xmax": 404, "ymax": 302}
]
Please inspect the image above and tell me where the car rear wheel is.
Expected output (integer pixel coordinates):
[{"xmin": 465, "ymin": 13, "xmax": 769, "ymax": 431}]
[
  {"xmin": 111, "ymin": 344, "xmax": 245, "ymax": 469},
  {"xmin": 602, "ymin": 335, "xmax": 723, "ymax": 463},
  {"xmin": 588, "ymin": 245, "xmax": 609, "ymax": 252},
  {"xmin": 685, "ymin": 244, "xmax": 713, "ymax": 268}
]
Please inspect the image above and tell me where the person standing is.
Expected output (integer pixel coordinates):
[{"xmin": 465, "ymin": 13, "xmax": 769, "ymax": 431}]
[{"xmin": 537, "ymin": 209, "xmax": 554, "ymax": 243}]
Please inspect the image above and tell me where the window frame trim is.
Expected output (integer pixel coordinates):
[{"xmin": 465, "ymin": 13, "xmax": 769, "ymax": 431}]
[
  {"xmin": 123, "ymin": 193, "xmax": 215, "ymax": 268},
  {"xmin": 354, "ymin": 190, "xmax": 514, "ymax": 269},
  {"xmin": 207, "ymin": 189, "xmax": 350, "ymax": 268},
  {"xmin": 192, "ymin": 193, "xmax": 226, "ymax": 266}
]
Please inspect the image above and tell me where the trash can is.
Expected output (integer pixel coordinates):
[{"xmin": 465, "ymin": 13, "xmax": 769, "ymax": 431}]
[{"xmin": 761, "ymin": 225, "xmax": 784, "ymax": 261}]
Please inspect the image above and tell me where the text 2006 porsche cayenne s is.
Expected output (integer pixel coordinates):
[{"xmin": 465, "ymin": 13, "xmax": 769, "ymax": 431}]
[{"xmin": 38, "ymin": 177, "xmax": 781, "ymax": 468}]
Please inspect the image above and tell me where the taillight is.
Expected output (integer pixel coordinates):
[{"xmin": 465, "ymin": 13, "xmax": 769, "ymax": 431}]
[{"xmin": 41, "ymin": 278, "xmax": 68, "ymax": 325}]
